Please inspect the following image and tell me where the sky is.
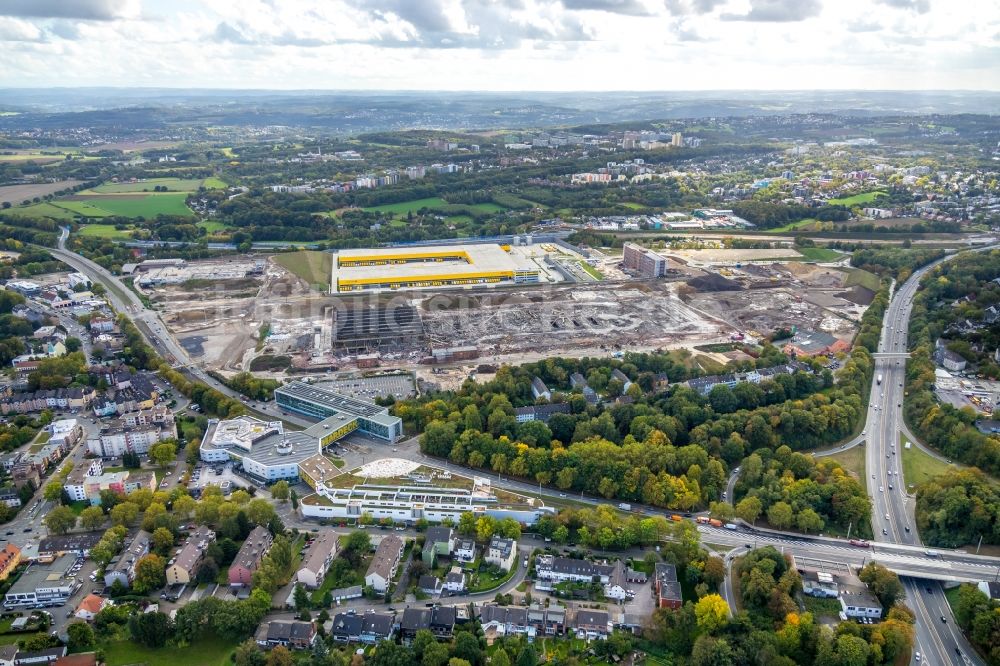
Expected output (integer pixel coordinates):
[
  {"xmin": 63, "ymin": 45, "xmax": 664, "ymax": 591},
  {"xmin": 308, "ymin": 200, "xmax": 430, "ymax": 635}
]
[{"xmin": 0, "ymin": 0, "xmax": 998, "ymax": 91}]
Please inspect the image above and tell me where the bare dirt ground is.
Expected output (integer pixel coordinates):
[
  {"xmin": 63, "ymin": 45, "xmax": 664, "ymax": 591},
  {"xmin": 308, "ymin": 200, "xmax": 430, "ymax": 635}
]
[{"xmin": 0, "ymin": 180, "xmax": 83, "ymax": 203}]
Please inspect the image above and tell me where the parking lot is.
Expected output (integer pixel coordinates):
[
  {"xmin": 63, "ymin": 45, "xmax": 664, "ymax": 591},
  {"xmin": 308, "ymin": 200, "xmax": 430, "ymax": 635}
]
[
  {"xmin": 315, "ymin": 373, "xmax": 415, "ymax": 400},
  {"xmin": 189, "ymin": 463, "xmax": 255, "ymax": 496}
]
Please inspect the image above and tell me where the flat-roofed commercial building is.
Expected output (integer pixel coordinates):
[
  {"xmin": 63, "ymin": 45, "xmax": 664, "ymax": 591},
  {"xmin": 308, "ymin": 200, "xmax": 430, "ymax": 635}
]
[
  {"xmin": 201, "ymin": 416, "xmax": 321, "ymax": 483},
  {"xmin": 275, "ymin": 382, "xmax": 402, "ymax": 442},
  {"xmin": 331, "ymin": 244, "xmax": 539, "ymax": 293}
]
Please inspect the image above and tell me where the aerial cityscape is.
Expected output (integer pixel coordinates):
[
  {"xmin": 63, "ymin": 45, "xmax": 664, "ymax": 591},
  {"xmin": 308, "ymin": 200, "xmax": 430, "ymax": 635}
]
[{"xmin": 0, "ymin": 1, "xmax": 998, "ymax": 666}]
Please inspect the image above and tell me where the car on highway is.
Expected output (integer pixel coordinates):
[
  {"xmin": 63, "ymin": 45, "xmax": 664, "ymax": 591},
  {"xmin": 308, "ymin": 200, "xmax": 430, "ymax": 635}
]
[
  {"xmin": 884, "ymin": 513, "xmax": 890, "ymax": 520},
  {"xmin": 879, "ymin": 486, "xmax": 883, "ymax": 492},
  {"xmin": 940, "ymin": 616, "xmax": 947, "ymax": 623},
  {"xmin": 882, "ymin": 528, "xmax": 887, "ymax": 535}
]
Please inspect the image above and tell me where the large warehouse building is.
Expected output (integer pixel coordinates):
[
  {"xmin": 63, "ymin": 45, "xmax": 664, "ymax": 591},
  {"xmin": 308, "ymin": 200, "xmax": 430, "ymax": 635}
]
[
  {"xmin": 274, "ymin": 381, "xmax": 403, "ymax": 442},
  {"xmin": 331, "ymin": 244, "xmax": 540, "ymax": 293}
]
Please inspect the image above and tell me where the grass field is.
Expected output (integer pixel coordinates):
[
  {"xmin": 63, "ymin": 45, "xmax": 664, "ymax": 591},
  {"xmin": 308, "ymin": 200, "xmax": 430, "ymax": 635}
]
[
  {"xmin": 900, "ymin": 434, "xmax": 953, "ymax": 490},
  {"xmin": 579, "ymin": 261, "xmax": 603, "ymax": 279},
  {"xmin": 274, "ymin": 251, "xmax": 332, "ymax": 290},
  {"xmin": 765, "ymin": 218, "xmax": 818, "ymax": 233},
  {"xmin": 844, "ymin": 267, "xmax": 882, "ymax": 291},
  {"xmin": 828, "ymin": 191, "xmax": 887, "ymax": 206},
  {"xmin": 797, "ymin": 247, "xmax": 844, "ymax": 262},
  {"xmin": 202, "ymin": 176, "xmax": 227, "ymax": 189},
  {"xmin": 90, "ymin": 178, "xmax": 204, "ymax": 193},
  {"xmin": 77, "ymin": 224, "xmax": 133, "ymax": 239},
  {"xmin": 74, "ymin": 192, "xmax": 192, "ymax": 217},
  {"xmin": 621, "ymin": 202, "xmax": 647, "ymax": 210},
  {"xmin": 99, "ymin": 637, "xmax": 239, "ymax": 666},
  {"xmin": 55, "ymin": 201, "xmax": 114, "ymax": 217},
  {"xmin": 13, "ymin": 202, "xmax": 79, "ymax": 220},
  {"xmin": 197, "ymin": 220, "xmax": 230, "ymax": 233},
  {"xmin": 363, "ymin": 197, "xmax": 448, "ymax": 215},
  {"xmin": 826, "ymin": 445, "xmax": 865, "ymax": 480}
]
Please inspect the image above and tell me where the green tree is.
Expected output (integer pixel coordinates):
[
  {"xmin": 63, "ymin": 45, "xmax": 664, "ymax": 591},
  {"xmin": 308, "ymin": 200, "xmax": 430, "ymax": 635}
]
[
  {"xmin": 694, "ymin": 593, "xmax": 729, "ymax": 632},
  {"xmin": 735, "ymin": 496, "xmax": 762, "ymax": 525},
  {"xmin": 151, "ymin": 527, "xmax": 174, "ymax": 556},
  {"xmin": 149, "ymin": 441, "xmax": 177, "ymax": 468},
  {"xmin": 266, "ymin": 645, "xmax": 293, "ymax": 666},
  {"xmin": 271, "ymin": 480, "xmax": 290, "ymax": 501},
  {"xmin": 234, "ymin": 638, "xmax": 266, "ymax": 666},
  {"xmin": 133, "ymin": 553, "xmax": 167, "ymax": 594},
  {"xmin": 79, "ymin": 505, "xmax": 106, "ymax": 531},
  {"xmin": 43, "ymin": 482, "xmax": 64, "ymax": 502},
  {"xmin": 767, "ymin": 501, "xmax": 794, "ymax": 530},
  {"xmin": 859, "ymin": 562, "xmax": 904, "ymax": 608},
  {"xmin": 66, "ymin": 621, "xmax": 95, "ymax": 650},
  {"xmin": 43, "ymin": 505, "xmax": 76, "ymax": 534}
]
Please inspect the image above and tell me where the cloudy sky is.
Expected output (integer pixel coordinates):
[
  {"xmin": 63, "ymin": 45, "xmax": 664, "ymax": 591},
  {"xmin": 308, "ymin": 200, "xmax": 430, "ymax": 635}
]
[{"xmin": 0, "ymin": 0, "xmax": 997, "ymax": 90}]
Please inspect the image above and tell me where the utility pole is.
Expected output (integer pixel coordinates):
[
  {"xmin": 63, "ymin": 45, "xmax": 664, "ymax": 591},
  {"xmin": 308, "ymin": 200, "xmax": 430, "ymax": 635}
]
[{"xmin": 977, "ymin": 534, "xmax": 983, "ymax": 555}]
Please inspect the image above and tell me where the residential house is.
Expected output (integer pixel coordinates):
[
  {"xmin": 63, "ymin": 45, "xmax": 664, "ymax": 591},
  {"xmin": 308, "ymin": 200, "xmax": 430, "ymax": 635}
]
[
  {"xmin": 534, "ymin": 556, "xmax": 612, "ymax": 585},
  {"xmin": 74, "ymin": 594, "xmax": 108, "ymax": 621},
  {"xmin": 364, "ymin": 535, "xmax": 403, "ymax": 594},
  {"xmin": 0, "ymin": 488, "xmax": 21, "ymax": 509},
  {"xmin": 986, "ymin": 305, "xmax": 1000, "ymax": 324},
  {"xmin": 530, "ymin": 377, "xmax": 551, "ymax": 401},
  {"xmin": 485, "ymin": 536, "xmax": 517, "ymax": 572},
  {"xmin": 52, "ymin": 653, "xmax": 97, "ymax": 666},
  {"xmin": 935, "ymin": 339, "xmax": 968, "ymax": 372},
  {"xmin": 0, "ymin": 645, "xmax": 15, "ymax": 666},
  {"xmin": 400, "ymin": 606, "xmax": 456, "ymax": 643},
  {"xmin": 0, "ymin": 544, "xmax": 21, "ymax": 582},
  {"xmin": 254, "ymin": 620, "xmax": 317, "ymax": 650},
  {"xmin": 296, "ymin": 529, "xmax": 339, "ymax": 589},
  {"xmin": 513, "ymin": 403, "xmax": 571, "ymax": 423},
  {"xmin": 569, "ymin": 373, "xmax": 588, "ymax": 390},
  {"xmin": 611, "ymin": 369, "xmax": 632, "ymax": 392},
  {"xmin": 443, "ymin": 570, "xmax": 466, "ymax": 593},
  {"xmin": 653, "ymin": 563, "xmax": 683, "ymax": 609},
  {"xmin": 229, "ymin": 526, "xmax": 274, "ymax": 587},
  {"xmin": 166, "ymin": 525, "xmax": 216, "ymax": 586},
  {"xmin": 573, "ymin": 609, "xmax": 611, "ymax": 640},
  {"xmin": 422, "ymin": 526, "xmax": 454, "ymax": 567},
  {"xmin": 104, "ymin": 531, "xmax": 151, "ymax": 589},
  {"xmin": 419, "ymin": 575, "xmax": 442, "ymax": 596},
  {"xmin": 479, "ymin": 605, "xmax": 530, "ymax": 640},
  {"xmin": 453, "ymin": 538, "xmax": 476, "ymax": 563},
  {"xmin": 330, "ymin": 611, "xmax": 395, "ymax": 644}
]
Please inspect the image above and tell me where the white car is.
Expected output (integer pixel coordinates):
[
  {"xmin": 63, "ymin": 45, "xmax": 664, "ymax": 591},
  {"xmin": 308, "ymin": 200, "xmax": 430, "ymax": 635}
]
[
  {"xmin": 885, "ymin": 513, "xmax": 890, "ymax": 520},
  {"xmin": 879, "ymin": 486, "xmax": 884, "ymax": 493}
]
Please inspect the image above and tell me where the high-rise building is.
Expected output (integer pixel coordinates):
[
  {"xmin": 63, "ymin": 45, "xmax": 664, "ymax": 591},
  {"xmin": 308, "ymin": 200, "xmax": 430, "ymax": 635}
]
[{"xmin": 623, "ymin": 242, "xmax": 668, "ymax": 278}]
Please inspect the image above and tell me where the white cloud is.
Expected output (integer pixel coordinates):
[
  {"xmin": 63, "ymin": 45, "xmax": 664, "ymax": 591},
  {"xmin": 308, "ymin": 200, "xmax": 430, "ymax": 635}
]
[{"xmin": 0, "ymin": 0, "xmax": 996, "ymax": 90}]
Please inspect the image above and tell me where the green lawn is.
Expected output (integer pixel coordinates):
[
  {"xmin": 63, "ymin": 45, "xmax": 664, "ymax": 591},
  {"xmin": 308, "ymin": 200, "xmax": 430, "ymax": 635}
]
[
  {"xmin": 468, "ymin": 202, "xmax": 505, "ymax": 213},
  {"xmin": 202, "ymin": 177, "xmax": 228, "ymax": 189},
  {"xmin": 900, "ymin": 434, "xmax": 954, "ymax": 490},
  {"xmin": 797, "ymin": 247, "xmax": 843, "ymax": 262},
  {"xmin": 76, "ymin": 224, "xmax": 133, "ymax": 240},
  {"xmin": 765, "ymin": 218, "xmax": 818, "ymax": 233},
  {"xmin": 827, "ymin": 191, "xmax": 887, "ymax": 206},
  {"xmin": 90, "ymin": 178, "xmax": 204, "ymax": 193},
  {"xmin": 363, "ymin": 197, "xmax": 449, "ymax": 215},
  {"xmin": 274, "ymin": 250, "xmax": 332, "ymax": 290},
  {"xmin": 826, "ymin": 445, "xmax": 865, "ymax": 480},
  {"xmin": 99, "ymin": 637, "xmax": 239, "ymax": 666},
  {"xmin": 197, "ymin": 220, "xmax": 230, "ymax": 233}
]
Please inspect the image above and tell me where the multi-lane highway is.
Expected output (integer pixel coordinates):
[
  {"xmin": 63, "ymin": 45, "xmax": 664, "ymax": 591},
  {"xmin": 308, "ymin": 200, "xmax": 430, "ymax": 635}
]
[{"xmin": 865, "ymin": 252, "xmax": 987, "ymax": 666}]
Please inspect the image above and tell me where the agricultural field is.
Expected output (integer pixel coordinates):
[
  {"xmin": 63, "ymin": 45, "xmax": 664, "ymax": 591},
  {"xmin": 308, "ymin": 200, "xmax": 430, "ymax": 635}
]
[
  {"xmin": 90, "ymin": 177, "xmax": 206, "ymax": 193},
  {"xmin": 766, "ymin": 218, "xmax": 819, "ymax": 233},
  {"xmin": 0, "ymin": 180, "xmax": 83, "ymax": 204},
  {"xmin": 10, "ymin": 202, "xmax": 79, "ymax": 220},
  {"xmin": 55, "ymin": 201, "xmax": 114, "ymax": 217},
  {"xmin": 77, "ymin": 224, "xmax": 134, "ymax": 239},
  {"xmin": 203, "ymin": 176, "xmax": 228, "ymax": 189},
  {"xmin": 69, "ymin": 192, "xmax": 193, "ymax": 217},
  {"xmin": 827, "ymin": 191, "xmax": 887, "ymax": 206}
]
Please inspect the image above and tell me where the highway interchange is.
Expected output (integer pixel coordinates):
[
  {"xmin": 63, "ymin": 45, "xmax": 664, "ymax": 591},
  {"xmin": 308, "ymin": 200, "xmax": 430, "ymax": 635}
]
[{"xmin": 47, "ymin": 237, "xmax": 999, "ymax": 665}]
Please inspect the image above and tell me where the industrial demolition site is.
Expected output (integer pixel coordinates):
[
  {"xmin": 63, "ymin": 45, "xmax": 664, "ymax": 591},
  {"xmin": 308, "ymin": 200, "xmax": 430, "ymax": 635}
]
[{"xmin": 130, "ymin": 241, "xmax": 874, "ymax": 387}]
